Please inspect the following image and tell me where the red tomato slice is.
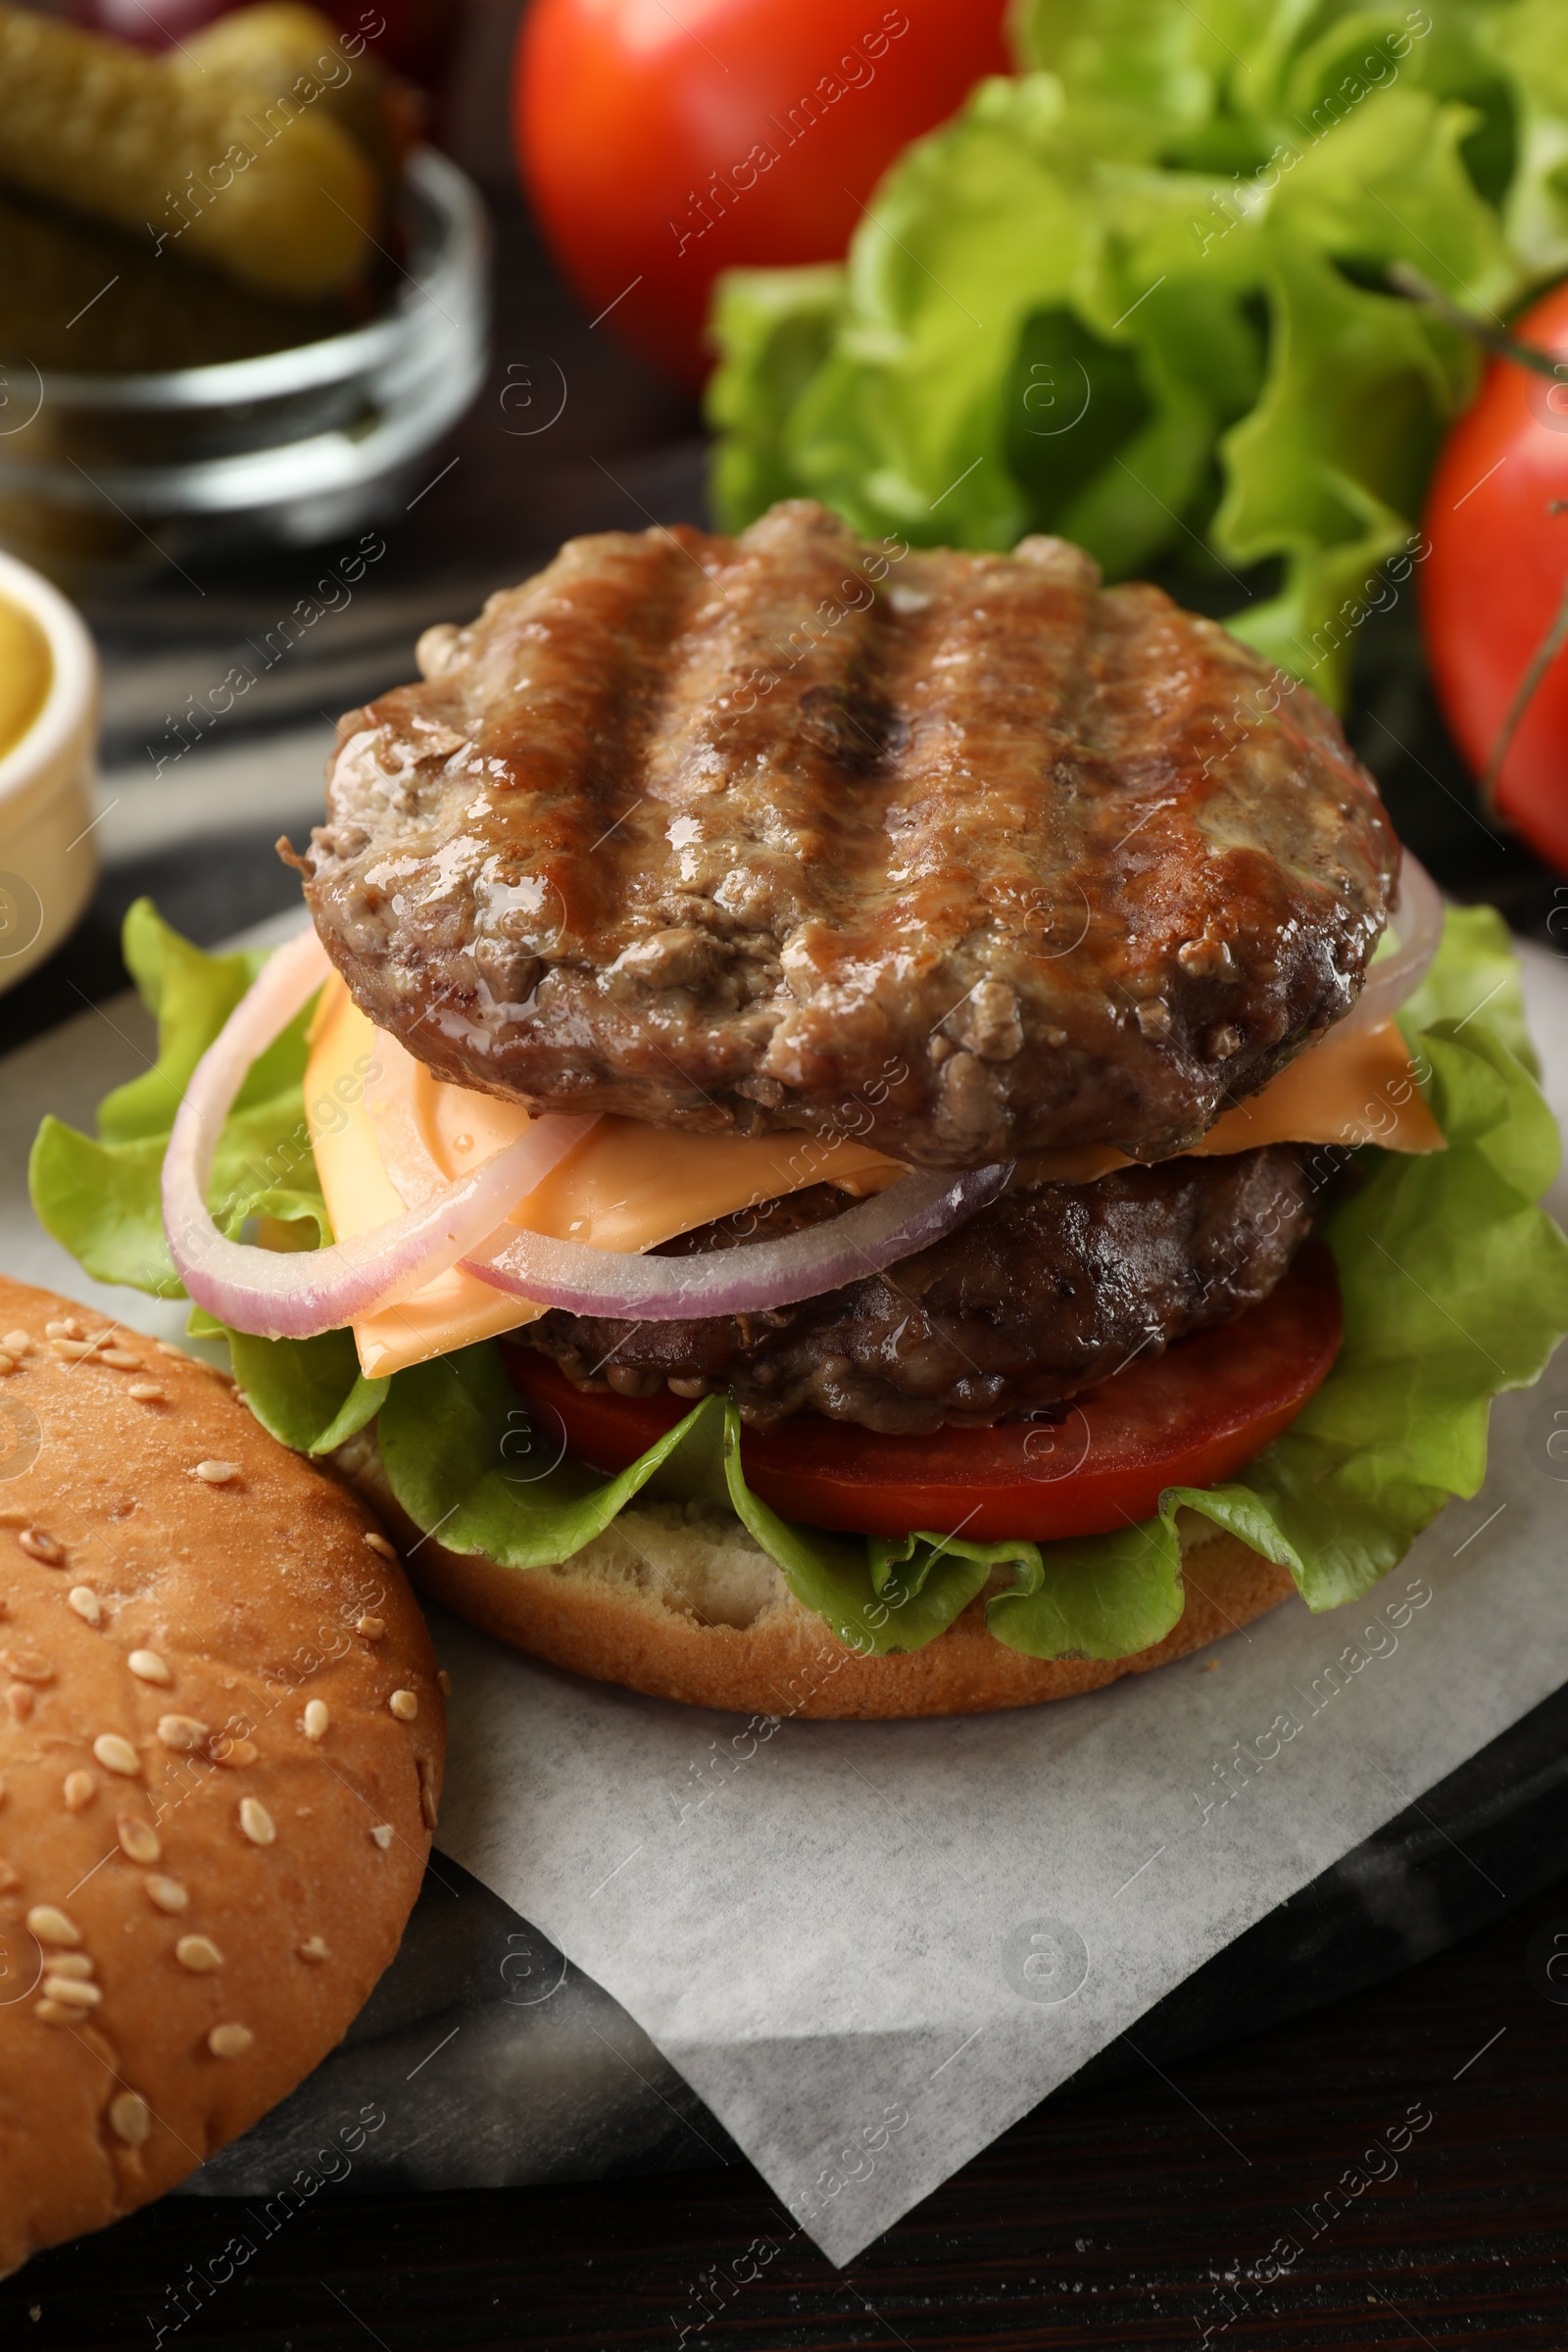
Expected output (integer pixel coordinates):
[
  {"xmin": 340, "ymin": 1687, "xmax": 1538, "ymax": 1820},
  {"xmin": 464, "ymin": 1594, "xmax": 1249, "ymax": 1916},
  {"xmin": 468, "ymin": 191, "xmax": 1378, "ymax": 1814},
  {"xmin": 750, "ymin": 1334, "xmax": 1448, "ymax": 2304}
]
[
  {"xmin": 1422, "ymin": 282, "xmax": 1568, "ymax": 870},
  {"xmin": 502, "ymin": 1244, "xmax": 1342, "ymax": 1542}
]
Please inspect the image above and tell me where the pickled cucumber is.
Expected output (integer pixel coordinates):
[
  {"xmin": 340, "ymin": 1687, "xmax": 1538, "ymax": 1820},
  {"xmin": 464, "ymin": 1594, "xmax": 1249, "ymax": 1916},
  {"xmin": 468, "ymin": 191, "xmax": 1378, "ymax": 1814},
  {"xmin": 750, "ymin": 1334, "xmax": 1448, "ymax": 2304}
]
[
  {"xmin": 0, "ymin": 4, "xmax": 378, "ymax": 300},
  {"xmin": 0, "ymin": 185, "xmax": 359, "ymax": 375},
  {"xmin": 171, "ymin": 6, "xmax": 416, "ymax": 187}
]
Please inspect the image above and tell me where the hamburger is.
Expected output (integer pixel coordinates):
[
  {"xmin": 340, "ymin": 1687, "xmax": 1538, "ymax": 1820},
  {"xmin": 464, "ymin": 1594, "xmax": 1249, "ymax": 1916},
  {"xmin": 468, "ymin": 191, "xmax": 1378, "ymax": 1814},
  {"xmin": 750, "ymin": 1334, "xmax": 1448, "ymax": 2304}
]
[{"xmin": 30, "ymin": 502, "xmax": 1568, "ymax": 1716}]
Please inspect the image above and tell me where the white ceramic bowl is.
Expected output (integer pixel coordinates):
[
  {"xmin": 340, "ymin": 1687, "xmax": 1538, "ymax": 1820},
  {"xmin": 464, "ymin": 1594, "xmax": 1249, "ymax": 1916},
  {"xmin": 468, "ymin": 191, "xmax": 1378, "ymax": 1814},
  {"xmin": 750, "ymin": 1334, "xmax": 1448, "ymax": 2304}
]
[{"xmin": 0, "ymin": 548, "xmax": 99, "ymax": 994}]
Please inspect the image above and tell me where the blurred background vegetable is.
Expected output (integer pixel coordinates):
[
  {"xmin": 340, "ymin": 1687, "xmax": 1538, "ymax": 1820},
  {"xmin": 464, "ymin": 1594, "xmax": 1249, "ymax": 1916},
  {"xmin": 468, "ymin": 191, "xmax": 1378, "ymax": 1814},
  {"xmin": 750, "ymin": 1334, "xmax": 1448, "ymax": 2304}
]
[
  {"xmin": 0, "ymin": 1, "xmax": 384, "ymax": 298},
  {"xmin": 513, "ymin": 0, "xmax": 1010, "ymax": 388},
  {"xmin": 1422, "ymin": 279, "xmax": 1568, "ymax": 870},
  {"xmin": 68, "ymin": 0, "xmax": 458, "ymax": 88},
  {"xmin": 707, "ymin": 0, "xmax": 1568, "ymax": 708}
]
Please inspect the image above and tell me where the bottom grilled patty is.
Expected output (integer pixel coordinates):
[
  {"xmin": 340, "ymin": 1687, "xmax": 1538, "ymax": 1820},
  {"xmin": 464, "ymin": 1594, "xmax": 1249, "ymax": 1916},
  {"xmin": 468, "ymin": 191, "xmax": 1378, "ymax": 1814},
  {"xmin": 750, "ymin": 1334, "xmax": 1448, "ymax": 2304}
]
[{"xmin": 513, "ymin": 1145, "xmax": 1331, "ymax": 1436}]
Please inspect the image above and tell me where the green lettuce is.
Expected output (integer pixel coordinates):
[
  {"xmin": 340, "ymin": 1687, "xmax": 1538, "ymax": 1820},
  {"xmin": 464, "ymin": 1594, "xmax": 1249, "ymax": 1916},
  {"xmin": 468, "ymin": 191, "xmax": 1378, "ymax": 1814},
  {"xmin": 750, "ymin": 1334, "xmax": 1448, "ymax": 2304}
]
[
  {"xmin": 29, "ymin": 903, "xmax": 1568, "ymax": 1663},
  {"xmin": 707, "ymin": 0, "xmax": 1568, "ymax": 706},
  {"xmin": 27, "ymin": 900, "xmax": 385, "ymax": 1454}
]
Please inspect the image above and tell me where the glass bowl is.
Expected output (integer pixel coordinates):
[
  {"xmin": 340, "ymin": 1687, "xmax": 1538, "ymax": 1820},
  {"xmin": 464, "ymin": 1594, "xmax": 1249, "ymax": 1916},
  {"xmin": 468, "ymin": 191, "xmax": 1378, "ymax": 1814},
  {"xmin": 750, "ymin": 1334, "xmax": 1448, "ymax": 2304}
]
[{"xmin": 0, "ymin": 147, "xmax": 489, "ymax": 584}]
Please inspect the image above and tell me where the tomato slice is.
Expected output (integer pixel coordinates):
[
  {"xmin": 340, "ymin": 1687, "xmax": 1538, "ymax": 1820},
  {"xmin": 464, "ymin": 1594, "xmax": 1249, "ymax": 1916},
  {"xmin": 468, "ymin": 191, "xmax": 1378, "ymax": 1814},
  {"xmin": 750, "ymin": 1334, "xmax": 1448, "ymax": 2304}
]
[{"xmin": 502, "ymin": 1244, "xmax": 1342, "ymax": 1542}]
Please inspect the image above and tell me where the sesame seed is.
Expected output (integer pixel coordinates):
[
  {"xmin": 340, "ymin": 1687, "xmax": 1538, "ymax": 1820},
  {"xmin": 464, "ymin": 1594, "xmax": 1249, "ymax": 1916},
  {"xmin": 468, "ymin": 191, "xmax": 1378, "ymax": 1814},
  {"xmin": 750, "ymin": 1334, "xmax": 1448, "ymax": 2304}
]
[
  {"xmin": 437, "ymin": 1670, "xmax": 452, "ymax": 1696},
  {"xmin": 126, "ymin": 1384, "xmax": 166, "ymax": 1403},
  {"xmin": 389, "ymin": 1690, "xmax": 417, "ymax": 1722},
  {"xmin": 109, "ymin": 2090, "xmax": 151, "ymax": 2145},
  {"xmin": 1, "ymin": 1330, "xmax": 31, "ymax": 1354},
  {"xmin": 155, "ymin": 1342, "xmax": 186, "ymax": 1358},
  {"xmin": 42, "ymin": 1975, "xmax": 101, "ymax": 2008},
  {"xmin": 34, "ymin": 1999, "xmax": 72, "ymax": 2025},
  {"xmin": 419, "ymin": 1762, "xmax": 439, "ymax": 1832},
  {"xmin": 0, "ymin": 1354, "xmax": 14, "ymax": 1378},
  {"xmin": 302, "ymin": 1699, "xmax": 328, "ymax": 1741},
  {"xmin": 44, "ymin": 1951, "xmax": 92, "ymax": 1979},
  {"xmin": 191, "ymin": 1460, "xmax": 240, "ymax": 1486},
  {"xmin": 298, "ymin": 1936, "xmax": 330, "ymax": 1963},
  {"xmin": 357, "ymin": 1618, "xmax": 386, "ymax": 1644},
  {"xmin": 127, "ymin": 1650, "xmax": 171, "ymax": 1686},
  {"xmin": 155, "ymin": 1714, "xmax": 209, "ymax": 1753},
  {"xmin": 44, "ymin": 1320, "xmax": 83, "ymax": 1343},
  {"xmin": 93, "ymin": 1734, "xmax": 141, "ymax": 1777},
  {"xmin": 116, "ymin": 1812, "xmax": 161, "ymax": 1864},
  {"xmin": 207, "ymin": 2023, "xmax": 253, "ymax": 2059},
  {"xmin": 5, "ymin": 1687, "xmax": 33, "ymax": 1722},
  {"xmin": 63, "ymin": 1771, "xmax": 95, "ymax": 1812},
  {"xmin": 51, "ymin": 1337, "xmax": 108, "ymax": 1362},
  {"xmin": 369, "ymin": 1823, "xmax": 394, "ymax": 1850},
  {"xmin": 68, "ymin": 1587, "xmax": 103, "ymax": 1626},
  {"xmin": 19, "ymin": 1529, "xmax": 65, "ymax": 1566},
  {"xmin": 0, "ymin": 1862, "xmax": 17, "ymax": 1892},
  {"xmin": 239, "ymin": 1798, "xmax": 274, "ymax": 1846},
  {"xmin": 363, "ymin": 1531, "xmax": 396, "ymax": 1559},
  {"xmin": 174, "ymin": 1934, "xmax": 222, "ymax": 1972},
  {"xmin": 1, "ymin": 1649, "xmax": 53, "ymax": 1685},
  {"xmin": 146, "ymin": 1876, "xmax": 188, "ymax": 1914},
  {"xmin": 212, "ymin": 1737, "xmax": 258, "ymax": 1768},
  {"xmin": 25, "ymin": 1904, "xmax": 80, "ymax": 1946},
  {"xmin": 99, "ymin": 1349, "xmax": 142, "ymax": 1371}
]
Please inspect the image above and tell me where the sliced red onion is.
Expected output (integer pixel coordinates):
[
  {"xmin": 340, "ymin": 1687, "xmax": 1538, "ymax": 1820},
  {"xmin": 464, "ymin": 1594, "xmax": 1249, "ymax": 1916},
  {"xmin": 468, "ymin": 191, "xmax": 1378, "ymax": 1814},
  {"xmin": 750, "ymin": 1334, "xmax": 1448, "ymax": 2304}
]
[
  {"xmin": 1337, "ymin": 850, "xmax": 1445, "ymax": 1038},
  {"xmin": 462, "ymin": 1161, "xmax": 1013, "ymax": 1321},
  {"xmin": 163, "ymin": 930, "xmax": 589, "ymax": 1341}
]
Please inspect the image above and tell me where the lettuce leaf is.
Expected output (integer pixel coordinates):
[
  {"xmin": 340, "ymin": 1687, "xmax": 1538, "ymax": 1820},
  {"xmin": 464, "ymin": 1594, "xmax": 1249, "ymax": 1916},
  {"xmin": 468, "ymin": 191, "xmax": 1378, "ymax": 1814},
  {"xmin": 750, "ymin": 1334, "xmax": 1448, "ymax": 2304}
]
[
  {"xmin": 707, "ymin": 0, "xmax": 1568, "ymax": 706},
  {"xmin": 29, "ymin": 902, "xmax": 1568, "ymax": 1662},
  {"xmin": 29, "ymin": 898, "xmax": 329, "ymax": 1300}
]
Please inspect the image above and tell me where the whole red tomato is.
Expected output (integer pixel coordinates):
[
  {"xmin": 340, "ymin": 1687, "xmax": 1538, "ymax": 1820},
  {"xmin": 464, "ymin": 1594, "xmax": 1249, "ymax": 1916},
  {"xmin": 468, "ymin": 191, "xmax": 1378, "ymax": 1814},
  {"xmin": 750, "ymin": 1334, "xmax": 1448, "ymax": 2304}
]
[
  {"xmin": 1423, "ymin": 282, "xmax": 1568, "ymax": 869},
  {"xmin": 514, "ymin": 0, "xmax": 1009, "ymax": 387}
]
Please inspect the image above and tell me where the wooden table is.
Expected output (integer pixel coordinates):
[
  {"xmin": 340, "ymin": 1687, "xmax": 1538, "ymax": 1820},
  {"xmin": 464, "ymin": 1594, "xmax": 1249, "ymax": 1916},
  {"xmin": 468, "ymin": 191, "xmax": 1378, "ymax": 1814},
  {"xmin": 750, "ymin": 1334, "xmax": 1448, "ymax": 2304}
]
[{"xmin": 2, "ymin": 1869, "xmax": 1564, "ymax": 2347}]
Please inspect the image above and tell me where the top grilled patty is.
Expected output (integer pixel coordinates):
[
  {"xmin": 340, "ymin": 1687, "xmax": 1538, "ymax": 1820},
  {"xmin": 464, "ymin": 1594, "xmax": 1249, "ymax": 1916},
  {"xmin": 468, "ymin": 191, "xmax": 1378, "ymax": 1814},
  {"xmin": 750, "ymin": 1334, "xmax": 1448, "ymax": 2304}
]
[{"xmin": 298, "ymin": 500, "xmax": 1397, "ymax": 1170}]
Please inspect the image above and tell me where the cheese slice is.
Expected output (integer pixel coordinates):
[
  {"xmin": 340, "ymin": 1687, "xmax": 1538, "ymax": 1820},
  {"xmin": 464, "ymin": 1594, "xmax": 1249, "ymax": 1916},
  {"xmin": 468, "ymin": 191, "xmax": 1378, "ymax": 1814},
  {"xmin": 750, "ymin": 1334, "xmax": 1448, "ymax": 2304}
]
[
  {"xmin": 307, "ymin": 978, "xmax": 901, "ymax": 1378},
  {"xmin": 1020, "ymin": 1016, "xmax": 1446, "ymax": 1183},
  {"xmin": 304, "ymin": 976, "xmax": 1443, "ymax": 1379}
]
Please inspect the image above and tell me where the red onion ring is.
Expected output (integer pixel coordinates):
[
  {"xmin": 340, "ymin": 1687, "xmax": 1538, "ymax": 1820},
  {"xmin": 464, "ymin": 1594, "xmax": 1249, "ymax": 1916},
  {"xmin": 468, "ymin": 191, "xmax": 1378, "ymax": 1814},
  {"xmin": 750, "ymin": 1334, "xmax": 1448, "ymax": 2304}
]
[
  {"xmin": 163, "ymin": 930, "xmax": 588, "ymax": 1342},
  {"xmin": 462, "ymin": 1161, "xmax": 1013, "ymax": 1320},
  {"xmin": 1336, "ymin": 849, "xmax": 1445, "ymax": 1038}
]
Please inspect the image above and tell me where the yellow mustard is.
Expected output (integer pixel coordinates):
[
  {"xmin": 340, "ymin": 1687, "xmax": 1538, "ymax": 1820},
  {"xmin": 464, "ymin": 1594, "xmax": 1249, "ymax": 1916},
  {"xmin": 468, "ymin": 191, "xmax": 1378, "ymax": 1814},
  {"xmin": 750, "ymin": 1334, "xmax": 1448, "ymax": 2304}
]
[{"xmin": 0, "ymin": 595, "xmax": 50, "ymax": 761}]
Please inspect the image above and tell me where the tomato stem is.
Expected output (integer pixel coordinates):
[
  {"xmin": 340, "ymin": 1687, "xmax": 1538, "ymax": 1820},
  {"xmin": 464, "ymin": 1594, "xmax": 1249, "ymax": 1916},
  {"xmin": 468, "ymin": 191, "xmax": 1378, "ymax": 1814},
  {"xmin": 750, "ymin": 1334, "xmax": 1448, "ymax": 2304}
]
[
  {"xmin": 1482, "ymin": 500, "xmax": 1568, "ymax": 818},
  {"xmin": 1385, "ymin": 262, "xmax": 1567, "ymax": 384}
]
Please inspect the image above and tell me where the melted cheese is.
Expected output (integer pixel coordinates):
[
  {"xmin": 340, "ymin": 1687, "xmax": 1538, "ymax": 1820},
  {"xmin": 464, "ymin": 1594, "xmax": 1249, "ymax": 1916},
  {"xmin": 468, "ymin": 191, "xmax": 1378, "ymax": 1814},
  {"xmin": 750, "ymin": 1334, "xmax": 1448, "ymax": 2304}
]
[
  {"xmin": 307, "ymin": 979, "xmax": 901, "ymax": 1378},
  {"xmin": 304, "ymin": 976, "xmax": 1443, "ymax": 1379},
  {"xmin": 1021, "ymin": 1017, "xmax": 1445, "ymax": 1183}
]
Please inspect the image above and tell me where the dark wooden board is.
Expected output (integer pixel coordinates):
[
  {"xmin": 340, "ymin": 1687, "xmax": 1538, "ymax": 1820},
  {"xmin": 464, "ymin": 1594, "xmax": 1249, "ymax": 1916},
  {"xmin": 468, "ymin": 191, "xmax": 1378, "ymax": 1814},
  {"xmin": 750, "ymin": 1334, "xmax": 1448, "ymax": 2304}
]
[{"xmin": 4, "ymin": 1868, "xmax": 1566, "ymax": 2348}]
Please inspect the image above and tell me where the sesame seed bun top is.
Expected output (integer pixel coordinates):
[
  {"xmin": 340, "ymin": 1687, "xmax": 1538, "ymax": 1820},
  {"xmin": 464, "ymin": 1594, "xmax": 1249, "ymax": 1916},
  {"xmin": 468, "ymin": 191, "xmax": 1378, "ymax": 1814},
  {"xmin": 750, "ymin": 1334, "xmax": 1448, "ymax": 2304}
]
[{"xmin": 0, "ymin": 1276, "xmax": 443, "ymax": 2278}]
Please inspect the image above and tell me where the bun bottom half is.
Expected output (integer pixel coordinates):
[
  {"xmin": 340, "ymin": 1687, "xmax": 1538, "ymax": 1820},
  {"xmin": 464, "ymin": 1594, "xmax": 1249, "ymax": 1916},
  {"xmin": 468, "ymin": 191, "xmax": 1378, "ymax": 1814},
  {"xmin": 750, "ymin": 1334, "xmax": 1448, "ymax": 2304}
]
[{"xmin": 336, "ymin": 1433, "xmax": 1296, "ymax": 1719}]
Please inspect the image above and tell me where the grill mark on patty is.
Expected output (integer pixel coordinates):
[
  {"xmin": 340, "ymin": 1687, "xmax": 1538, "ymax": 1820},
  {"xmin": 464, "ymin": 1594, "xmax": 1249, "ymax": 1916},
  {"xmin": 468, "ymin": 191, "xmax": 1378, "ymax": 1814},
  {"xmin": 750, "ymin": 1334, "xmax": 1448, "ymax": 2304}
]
[{"xmin": 299, "ymin": 501, "xmax": 1397, "ymax": 1161}]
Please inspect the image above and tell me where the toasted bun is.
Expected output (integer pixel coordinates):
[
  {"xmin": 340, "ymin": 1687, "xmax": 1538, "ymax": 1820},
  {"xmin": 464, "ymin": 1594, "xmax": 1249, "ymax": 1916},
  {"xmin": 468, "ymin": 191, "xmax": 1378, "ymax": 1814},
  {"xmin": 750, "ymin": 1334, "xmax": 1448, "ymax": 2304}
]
[
  {"xmin": 336, "ymin": 1428, "xmax": 1295, "ymax": 1720},
  {"xmin": 0, "ymin": 1278, "xmax": 444, "ymax": 2278}
]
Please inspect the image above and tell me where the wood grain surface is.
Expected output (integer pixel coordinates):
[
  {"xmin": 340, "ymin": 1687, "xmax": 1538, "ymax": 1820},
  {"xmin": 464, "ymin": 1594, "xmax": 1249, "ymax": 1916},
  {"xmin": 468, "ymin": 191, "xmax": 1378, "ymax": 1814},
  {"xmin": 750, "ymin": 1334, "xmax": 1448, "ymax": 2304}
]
[{"xmin": 0, "ymin": 1869, "xmax": 1562, "ymax": 2348}]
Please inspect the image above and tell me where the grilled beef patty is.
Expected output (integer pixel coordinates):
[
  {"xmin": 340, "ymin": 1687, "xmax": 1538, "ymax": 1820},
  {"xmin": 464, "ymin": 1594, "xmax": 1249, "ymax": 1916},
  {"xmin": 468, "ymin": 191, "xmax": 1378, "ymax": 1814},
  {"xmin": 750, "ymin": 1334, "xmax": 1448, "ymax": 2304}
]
[
  {"xmin": 297, "ymin": 501, "xmax": 1396, "ymax": 1171},
  {"xmin": 511, "ymin": 1143, "xmax": 1331, "ymax": 1436}
]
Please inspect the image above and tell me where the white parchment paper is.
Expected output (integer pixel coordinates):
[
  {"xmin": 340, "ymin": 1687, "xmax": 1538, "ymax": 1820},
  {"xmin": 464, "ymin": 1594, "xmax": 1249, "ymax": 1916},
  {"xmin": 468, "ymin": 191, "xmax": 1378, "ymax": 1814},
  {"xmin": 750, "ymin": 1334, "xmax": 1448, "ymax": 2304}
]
[{"xmin": 5, "ymin": 932, "xmax": 1568, "ymax": 2265}]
